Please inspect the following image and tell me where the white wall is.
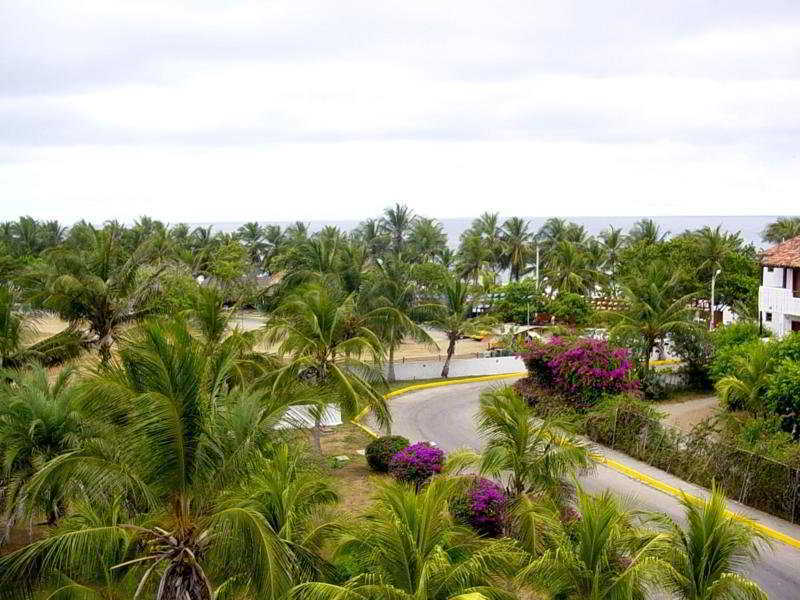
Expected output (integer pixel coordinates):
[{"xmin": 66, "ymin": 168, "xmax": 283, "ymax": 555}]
[
  {"xmin": 387, "ymin": 355, "xmax": 524, "ymax": 380},
  {"xmin": 762, "ymin": 266, "xmax": 785, "ymax": 288}
]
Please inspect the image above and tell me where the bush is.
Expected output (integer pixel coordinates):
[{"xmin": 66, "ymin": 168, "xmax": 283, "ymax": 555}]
[
  {"xmin": 670, "ymin": 328, "xmax": 714, "ymax": 391},
  {"xmin": 766, "ymin": 360, "xmax": 800, "ymax": 438},
  {"xmin": 451, "ymin": 477, "xmax": 508, "ymax": 537},
  {"xmin": 709, "ymin": 338, "xmax": 764, "ymax": 383},
  {"xmin": 365, "ymin": 435, "xmax": 410, "ymax": 472},
  {"xmin": 492, "ymin": 279, "xmax": 546, "ymax": 324},
  {"xmin": 771, "ymin": 332, "xmax": 800, "ymax": 364},
  {"xmin": 518, "ymin": 336, "xmax": 639, "ymax": 407},
  {"xmin": 388, "ymin": 442, "xmax": 444, "ymax": 486},
  {"xmin": 711, "ymin": 321, "xmax": 763, "ymax": 349},
  {"xmin": 548, "ymin": 292, "xmax": 592, "ymax": 326}
]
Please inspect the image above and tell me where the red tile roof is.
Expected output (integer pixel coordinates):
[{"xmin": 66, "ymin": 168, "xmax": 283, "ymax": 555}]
[{"xmin": 761, "ymin": 236, "xmax": 800, "ymax": 268}]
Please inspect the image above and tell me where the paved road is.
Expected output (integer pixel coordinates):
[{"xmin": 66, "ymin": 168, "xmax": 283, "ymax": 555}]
[{"xmin": 374, "ymin": 379, "xmax": 800, "ymax": 600}]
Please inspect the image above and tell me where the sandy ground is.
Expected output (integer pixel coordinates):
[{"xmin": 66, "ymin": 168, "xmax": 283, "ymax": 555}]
[{"xmin": 658, "ymin": 395, "xmax": 720, "ymax": 431}]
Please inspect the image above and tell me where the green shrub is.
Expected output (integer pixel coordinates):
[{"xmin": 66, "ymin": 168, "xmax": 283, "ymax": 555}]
[
  {"xmin": 711, "ymin": 321, "xmax": 763, "ymax": 349},
  {"xmin": 670, "ymin": 328, "xmax": 714, "ymax": 391},
  {"xmin": 771, "ymin": 332, "xmax": 800, "ymax": 364},
  {"xmin": 548, "ymin": 292, "xmax": 592, "ymax": 326},
  {"xmin": 492, "ymin": 279, "xmax": 546, "ymax": 324},
  {"xmin": 365, "ymin": 435, "xmax": 409, "ymax": 472},
  {"xmin": 709, "ymin": 338, "xmax": 764, "ymax": 383},
  {"xmin": 766, "ymin": 360, "xmax": 800, "ymax": 438}
]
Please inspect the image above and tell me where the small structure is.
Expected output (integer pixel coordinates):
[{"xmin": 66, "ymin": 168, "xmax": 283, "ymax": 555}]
[{"xmin": 758, "ymin": 236, "xmax": 800, "ymax": 337}]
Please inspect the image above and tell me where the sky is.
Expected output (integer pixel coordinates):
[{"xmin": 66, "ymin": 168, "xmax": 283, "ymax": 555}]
[{"xmin": 1, "ymin": 0, "xmax": 800, "ymax": 224}]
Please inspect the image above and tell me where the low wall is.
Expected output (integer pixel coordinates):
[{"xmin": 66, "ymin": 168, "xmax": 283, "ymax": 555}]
[{"xmin": 387, "ymin": 355, "xmax": 524, "ymax": 380}]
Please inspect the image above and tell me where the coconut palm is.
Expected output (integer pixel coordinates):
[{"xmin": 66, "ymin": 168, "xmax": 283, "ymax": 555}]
[
  {"xmin": 500, "ymin": 217, "xmax": 534, "ymax": 281},
  {"xmin": 263, "ymin": 279, "xmax": 391, "ymax": 450},
  {"xmin": 368, "ymin": 257, "xmax": 437, "ymax": 382},
  {"xmin": 0, "ymin": 367, "xmax": 86, "ymax": 536},
  {"xmin": 236, "ymin": 221, "xmax": 267, "ymax": 269},
  {"xmin": 0, "ymin": 320, "xmax": 300, "ymax": 600},
  {"xmin": 546, "ymin": 240, "xmax": 604, "ymax": 296},
  {"xmin": 23, "ymin": 228, "xmax": 164, "ymax": 363},
  {"xmin": 761, "ymin": 216, "xmax": 800, "ymax": 244},
  {"xmin": 715, "ymin": 343, "xmax": 774, "ymax": 415},
  {"xmin": 426, "ymin": 277, "xmax": 493, "ymax": 378},
  {"xmin": 693, "ymin": 226, "xmax": 742, "ymax": 325},
  {"xmin": 380, "ymin": 203, "xmax": 416, "ymax": 255},
  {"xmin": 607, "ymin": 260, "xmax": 699, "ymax": 378},
  {"xmin": 658, "ymin": 486, "xmax": 767, "ymax": 600},
  {"xmin": 517, "ymin": 489, "xmax": 666, "ymax": 600},
  {"xmin": 457, "ymin": 233, "xmax": 492, "ymax": 285},
  {"xmin": 470, "ymin": 212, "xmax": 504, "ymax": 271},
  {"xmin": 408, "ymin": 217, "xmax": 447, "ymax": 263},
  {"xmin": 599, "ymin": 226, "xmax": 628, "ymax": 289},
  {"xmin": 355, "ymin": 218, "xmax": 389, "ymax": 261},
  {"xmin": 629, "ymin": 218, "xmax": 668, "ymax": 245},
  {"xmin": 293, "ymin": 477, "xmax": 520, "ymax": 600},
  {"xmin": 536, "ymin": 217, "xmax": 571, "ymax": 251},
  {"xmin": 477, "ymin": 386, "xmax": 593, "ymax": 497}
]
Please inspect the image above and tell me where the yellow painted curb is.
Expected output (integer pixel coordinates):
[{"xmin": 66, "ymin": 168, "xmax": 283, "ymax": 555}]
[
  {"xmin": 595, "ymin": 455, "xmax": 800, "ymax": 549},
  {"xmin": 649, "ymin": 358, "xmax": 680, "ymax": 366}
]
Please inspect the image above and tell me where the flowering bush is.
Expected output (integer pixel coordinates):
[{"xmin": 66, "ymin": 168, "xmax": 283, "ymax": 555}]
[
  {"xmin": 365, "ymin": 435, "xmax": 410, "ymax": 472},
  {"xmin": 388, "ymin": 442, "xmax": 444, "ymax": 487},
  {"xmin": 451, "ymin": 477, "xmax": 508, "ymax": 537},
  {"xmin": 518, "ymin": 336, "xmax": 638, "ymax": 407}
]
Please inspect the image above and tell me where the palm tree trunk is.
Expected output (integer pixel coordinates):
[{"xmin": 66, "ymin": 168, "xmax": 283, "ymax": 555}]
[
  {"xmin": 387, "ymin": 344, "xmax": 396, "ymax": 383},
  {"xmin": 441, "ymin": 336, "xmax": 457, "ymax": 378}
]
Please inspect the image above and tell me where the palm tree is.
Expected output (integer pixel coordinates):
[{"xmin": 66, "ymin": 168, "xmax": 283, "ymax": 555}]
[
  {"xmin": 629, "ymin": 218, "xmax": 668, "ymax": 245},
  {"xmin": 408, "ymin": 217, "xmax": 447, "ymax": 263},
  {"xmin": 536, "ymin": 217, "xmax": 571, "ymax": 251},
  {"xmin": 262, "ymin": 224, "xmax": 286, "ymax": 273},
  {"xmin": 0, "ymin": 367, "xmax": 85, "ymax": 536},
  {"xmin": 607, "ymin": 260, "xmax": 699, "ymax": 378},
  {"xmin": 501, "ymin": 217, "xmax": 533, "ymax": 281},
  {"xmin": 693, "ymin": 226, "xmax": 741, "ymax": 325},
  {"xmin": 23, "ymin": 228, "xmax": 164, "ymax": 363},
  {"xmin": 355, "ymin": 218, "xmax": 389, "ymax": 261},
  {"xmin": 369, "ymin": 257, "xmax": 437, "ymax": 382},
  {"xmin": 236, "ymin": 221, "xmax": 267, "ymax": 269},
  {"xmin": 471, "ymin": 212, "xmax": 504, "ymax": 271},
  {"xmin": 715, "ymin": 343, "xmax": 774, "ymax": 415},
  {"xmin": 263, "ymin": 280, "xmax": 391, "ymax": 450},
  {"xmin": 0, "ymin": 320, "xmax": 301, "ymax": 600},
  {"xmin": 517, "ymin": 489, "xmax": 666, "ymax": 600},
  {"xmin": 477, "ymin": 386, "xmax": 593, "ymax": 497},
  {"xmin": 546, "ymin": 240, "xmax": 603, "ymax": 296},
  {"xmin": 599, "ymin": 227, "xmax": 627, "ymax": 289},
  {"xmin": 457, "ymin": 233, "xmax": 491, "ymax": 285},
  {"xmin": 293, "ymin": 477, "xmax": 520, "ymax": 600},
  {"xmin": 659, "ymin": 487, "xmax": 767, "ymax": 600},
  {"xmin": 427, "ymin": 277, "xmax": 493, "ymax": 378},
  {"xmin": 761, "ymin": 216, "xmax": 800, "ymax": 244},
  {"xmin": 380, "ymin": 203, "xmax": 416, "ymax": 255}
]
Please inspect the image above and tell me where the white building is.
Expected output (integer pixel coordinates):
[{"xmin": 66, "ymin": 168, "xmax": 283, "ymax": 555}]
[{"xmin": 758, "ymin": 236, "xmax": 800, "ymax": 337}]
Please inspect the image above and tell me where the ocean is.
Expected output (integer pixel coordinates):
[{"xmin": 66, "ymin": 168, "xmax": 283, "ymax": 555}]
[{"xmin": 195, "ymin": 215, "xmax": 785, "ymax": 249}]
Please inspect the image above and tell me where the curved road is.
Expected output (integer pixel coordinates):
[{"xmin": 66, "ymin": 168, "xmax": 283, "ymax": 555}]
[{"xmin": 372, "ymin": 379, "xmax": 800, "ymax": 600}]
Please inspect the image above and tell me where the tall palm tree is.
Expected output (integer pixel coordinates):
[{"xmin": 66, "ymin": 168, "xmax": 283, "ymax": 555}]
[
  {"xmin": 408, "ymin": 217, "xmax": 447, "ymax": 263},
  {"xmin": 607, "ymin": 260, "xmax": 699, "ymax": 378},
  {"xmin": 693, "ymin": 226, "xmax": 741, "ymax": 325},
  {"xmin": 263, "ymin": 280, "xmax": 391, "ymax": 450},
  {"xmin": 536, "ymin": 217, "xmax": 571, "ymax": 251},
  {"xmin": 236, "ymin": 221, "xmax": 267, "ymax": 269},
  {"xmin": 599, "ymin": 226, "xmax": 628, "ymax": 289},
  {"xmin": 23, "ymin": 229, "xmax": 164, "ymax": 363},
  {"xmin": 13, "ymin": 216, "xmax": 43, "ymax": 257},
  {"xmin": 355, "ymin": 218, "xmax": 389, "ymax": 261},
  {"xmin": 546, "ymin": 240, "xmax": 603, "ymax": 296},
  {"xmin": 501, "ymin": 217, "xmax": 533, "ymax": 281},
  {"xmin": 517, "ymin": 490, "xmax": 666, "ymax": 600},
  {"xmin": 629, "ymin": 218, "xmax": 668, "ymax": 245},
  {"xmin": 380, "ymin": 203, "xmax": 416, "ymax": 255},
  {"xmin": 471, "ymin": 212, "xmax": 504, "ymax": 272},
  {"xmin": 477, "ymin": 386, "xmax": 593, "ymax": 497},
  {"xmin": 761, "ymin": 216, "xmax": 800, "ymax": 244},
  {"xmin": 293, "ymin": 478, "xmax": 520, "ymax": 600},
  {"xmin": 659, "ymin": 487, "xmax": 767, "ymax": 600},
  {"xmin": 0, "ymin": 320, "xmax": 301, "ymax": 600},
  {"xmin": 427, "ymin": 277, "xmax": 493, "ymax": 378},
  {"xmin": 369, "ymin": 257, "xmax": 437, "ymax": 382},
  {"xmin": 262, "ymin": 224, "xmax": 286, "ymax": 273},
  {"xmin": 715, "ymin": 343, "xmax": 774, "ymax": 415},
  {"xmin": 457, "ymin": 233, "xmax": 491, "ymax": 285}
]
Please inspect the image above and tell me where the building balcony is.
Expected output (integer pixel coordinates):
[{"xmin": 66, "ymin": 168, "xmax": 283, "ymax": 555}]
[{"xmin": 759, "ymin": 286, "xmax": 800, "ymax": 317}]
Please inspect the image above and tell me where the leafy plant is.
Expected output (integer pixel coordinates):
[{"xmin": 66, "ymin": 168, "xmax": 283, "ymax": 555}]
[
  {"xmin": 388, "ymin": 442, "xmax": 444, "ymax": 487},
  {"xmin": 365, "ymin": 435, "xmax": 410, "ymax": 473},
  {"xmin": 451, "ymin": 477, "xmax": 508, "ymax": 537}
]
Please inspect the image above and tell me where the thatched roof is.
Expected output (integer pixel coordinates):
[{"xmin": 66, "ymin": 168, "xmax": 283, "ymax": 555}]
[{"xmin": 761, "ymin": 236, "xmax": 800, "ymax": 268}]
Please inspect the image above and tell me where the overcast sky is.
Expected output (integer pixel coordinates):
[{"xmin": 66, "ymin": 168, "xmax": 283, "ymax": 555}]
[{"xmin": 2, "ymin": 0, "xmax": 799, "ymax": 224}]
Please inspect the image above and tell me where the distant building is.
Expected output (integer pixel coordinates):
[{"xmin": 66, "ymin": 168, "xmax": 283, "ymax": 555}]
[{"xmin": 758, "ymin": 236, "xmax": 800, "ymax": 337}]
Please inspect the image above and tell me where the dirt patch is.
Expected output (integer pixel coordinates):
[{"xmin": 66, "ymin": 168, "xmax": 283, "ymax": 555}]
[
  {"xmin": 659, "ymin": 395, "xmax": 720, "ymax": 432},
  {"xmin": 319, "ymin": 424, "xmax": 384, "ymax": 516}
]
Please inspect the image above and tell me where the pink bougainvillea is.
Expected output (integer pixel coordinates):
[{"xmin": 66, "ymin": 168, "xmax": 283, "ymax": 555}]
[{"xmin": 518, "ymin": 336, "xmax": 639, "ymax": 406}]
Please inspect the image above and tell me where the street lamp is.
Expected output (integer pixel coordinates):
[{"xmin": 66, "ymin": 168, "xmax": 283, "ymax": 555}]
[{"xmin": 710, "ymin": 268, "xmax": 722, "ymax": 331}]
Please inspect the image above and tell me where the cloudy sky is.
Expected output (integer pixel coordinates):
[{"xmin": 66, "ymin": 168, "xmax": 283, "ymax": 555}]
[{"xmin": 2, "ymin": 0, "xmax": 799, "ymax": 224}]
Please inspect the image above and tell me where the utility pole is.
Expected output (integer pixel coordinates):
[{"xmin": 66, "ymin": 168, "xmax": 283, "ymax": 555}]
[
  {"xmin": 535, "ymin": 244, "xmax": 540, "ymax": 290},
  {"xmin": 710, "ymin": 268, "xmax": 721, "ymax": 331}
]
